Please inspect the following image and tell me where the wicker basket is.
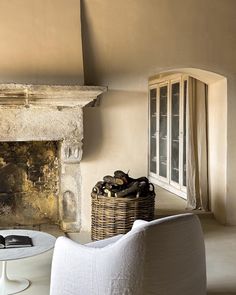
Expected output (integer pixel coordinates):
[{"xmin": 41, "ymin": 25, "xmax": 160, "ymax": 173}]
[{"xmin": 91, "ymin": 191, "xmax": 155, "ymax": 241}]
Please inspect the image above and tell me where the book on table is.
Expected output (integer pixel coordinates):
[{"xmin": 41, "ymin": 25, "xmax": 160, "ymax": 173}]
[{"xmin": 0, "ymin": 235, "xmax": 33, "ymax": 249}]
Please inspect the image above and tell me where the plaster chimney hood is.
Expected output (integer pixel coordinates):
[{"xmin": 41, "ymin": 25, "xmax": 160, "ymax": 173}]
[{"xmin": 0, "ymin": 84, "xmax": 107, "ymax": 108}]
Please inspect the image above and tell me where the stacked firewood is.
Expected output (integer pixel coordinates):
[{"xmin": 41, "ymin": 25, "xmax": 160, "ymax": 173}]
[{"xmin": 92, "ymin": 170, "xmax": 155, "ymax": 198}]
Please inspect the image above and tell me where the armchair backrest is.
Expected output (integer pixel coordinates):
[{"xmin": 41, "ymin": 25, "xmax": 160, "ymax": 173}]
[
  {"xmin": 135, "ymin": 213, "xmax": 206, "ymax": 294},
  {"xmin": 50, "ymin": 213, "xmax": 206, "ymax": 295}
]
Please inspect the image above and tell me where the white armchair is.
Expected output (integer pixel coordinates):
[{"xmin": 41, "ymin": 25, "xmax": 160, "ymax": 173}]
[{"xmin": 50, "ymin": 213, "xmax": 206, "ymax": 295}]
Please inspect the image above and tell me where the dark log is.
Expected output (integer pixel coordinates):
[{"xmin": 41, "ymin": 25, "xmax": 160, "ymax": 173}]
[
  {"xmin": 136, "ymin": 181, "xmax": 150, "ymax": 197},
  {"xmin": 92, "ymin": 171, "xmax": 154, "ymax": 198},
  {"xmin": 114, "ymin": 170, "xmax": 129, "ymax": 184},
  {"xmin": 136, "ymin": 177, "xmax": 149, "ymax": 184},
  {"xmin": 92, "ymin": 181, "xmax": 104, "ymax": 194},
  {"xmin": 103, "ymin": 175, "xmax": 124, "ymax": 186},
  {"xmin": 104, "ymin": 188, "xmax": 113, "ymax": 197},
  {"xmin": 114, "ymin": 171, "xmax": 149, "ymax": 185},
  {"xmin": 115, "ymin": 181, "xmax": 140, "ymax": 198}
]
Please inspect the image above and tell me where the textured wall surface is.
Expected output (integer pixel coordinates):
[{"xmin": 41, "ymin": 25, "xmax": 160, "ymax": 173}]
[{"xmin": 0, "ymin": 107, "xmax": 83, "ymax": 142}]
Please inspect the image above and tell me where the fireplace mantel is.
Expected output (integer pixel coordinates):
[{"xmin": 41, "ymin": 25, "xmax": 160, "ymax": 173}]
[
  {"xmin": 0, "ymin": 83, "xmax": 107, "ymax": 232},
  {"xmin": 0, "ymin": 84, "xmax": 107, "ymax": 107}
]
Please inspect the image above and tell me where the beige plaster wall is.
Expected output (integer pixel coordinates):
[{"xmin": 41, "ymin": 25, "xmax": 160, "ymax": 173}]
[
  {"xmin": 82, "ymin": 0, "xmax": 236, "ymax": 89},
  {"xmin": 81, "ymin": 90, "xmax": 148, "ymax": 229},
  {"xmin": 0, "ymin": 0, "xmax": 84, "ymax": 84},
  {"xmin": 81, "ymin": 0, "xmax": 235, "ymax": 229},
  {"xmin": 208, "ymin": 79, "xmax": 227, "ymax": 224}
]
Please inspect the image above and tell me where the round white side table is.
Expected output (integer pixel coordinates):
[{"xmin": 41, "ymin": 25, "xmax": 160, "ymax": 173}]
[{"xmin": 0, "ymin": 229, "xmax": 56, "ymax": 295}]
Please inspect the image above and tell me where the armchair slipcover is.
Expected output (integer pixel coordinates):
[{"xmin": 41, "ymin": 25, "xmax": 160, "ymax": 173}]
[{"xmin": 50, "ymin": 213, "xmax": 206, "ymax": 295}]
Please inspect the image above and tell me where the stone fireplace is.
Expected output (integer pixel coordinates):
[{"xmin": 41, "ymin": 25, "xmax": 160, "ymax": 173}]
[{"xmin": 0, "ymin": 84, "xmax": 106, "ymax": 232}]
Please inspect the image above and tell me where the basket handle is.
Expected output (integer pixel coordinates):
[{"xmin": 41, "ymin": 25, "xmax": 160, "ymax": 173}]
[
  {"xmin": 149, "ymin": 183, "xmax": 155, "ymax": 192},
  {"xmin": 93, "ymin": 186, "xmax": 100, "ymax": 195},
  {"xmin": 92, "ymin": 187, "xmax": 101, "ymax": 200}
]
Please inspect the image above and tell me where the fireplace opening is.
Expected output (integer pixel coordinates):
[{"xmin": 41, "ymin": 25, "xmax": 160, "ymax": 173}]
[{"xmin": 0, "ymin": 141, "xmax": 59, "ymax": 227}]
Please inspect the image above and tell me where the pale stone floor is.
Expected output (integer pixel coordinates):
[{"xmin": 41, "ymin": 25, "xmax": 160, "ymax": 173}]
[{"xmin": 1, "ymin": 187, "xmax": 236, "ymax": 294}]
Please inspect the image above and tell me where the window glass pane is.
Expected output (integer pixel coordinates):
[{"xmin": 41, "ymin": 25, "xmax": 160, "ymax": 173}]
[
  {"xmin": 171, "ymin": 83, "xmax": 180, "ymax": 183},
  {"xmin": 150, "ymin": 88, "xmax": 157, "ymax": 173},
  {"xmin": 183, "ymin": 80, "xmax": 187, "ymax": 186},
  {"xmin": 159, "ymin": 86, "xmax": 168, "ymax": 178}
]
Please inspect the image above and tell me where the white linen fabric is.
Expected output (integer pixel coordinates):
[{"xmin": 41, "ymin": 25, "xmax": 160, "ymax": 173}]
[
  {"xmin": 50, "ymin": 213, "xmax": 206, "ymax": 295},
  {"xmin": 187, "ymin": 77, "xmax": 209, "ymax": 210},
  {"xmin": 86, "ymin": 234, "xmax": 124, "ymax": 248}
]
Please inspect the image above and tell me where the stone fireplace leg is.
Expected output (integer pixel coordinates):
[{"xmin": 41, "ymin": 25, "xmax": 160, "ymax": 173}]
[{"xmin": 59, "ymin": 140, "xmax": 82, "ymax": 232}]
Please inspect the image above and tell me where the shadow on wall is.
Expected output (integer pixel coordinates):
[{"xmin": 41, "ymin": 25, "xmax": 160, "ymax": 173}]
[
  {"xmin": 83, "ymin": 100, "xmax": 103, "ymax": 161},
  {"xmin": 0, "ymin": 73, "xmax": 83, "ymax": 85},
  {"xmin": 81, "ymin": 0, "xmax": 96, "ymax": 86},
  {"xmin": 82, "ymin": 89, "xmax": 147, "ymax": 162}
]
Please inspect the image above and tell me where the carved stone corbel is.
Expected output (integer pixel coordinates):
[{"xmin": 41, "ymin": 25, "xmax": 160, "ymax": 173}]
[{"xmin": 61, "ymin": 140, "xmax": 83, "ymax": 164}]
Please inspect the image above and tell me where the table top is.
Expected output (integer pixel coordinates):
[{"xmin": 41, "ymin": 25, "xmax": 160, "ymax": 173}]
[{"xmin": 0, "ymin": 229, "xmax": 56, "ymax": 261}]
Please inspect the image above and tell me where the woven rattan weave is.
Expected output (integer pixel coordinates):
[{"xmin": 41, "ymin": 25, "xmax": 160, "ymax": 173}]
[{"xmin": 91, "ymin": 192, "xmax": 155, "ymax": 240}]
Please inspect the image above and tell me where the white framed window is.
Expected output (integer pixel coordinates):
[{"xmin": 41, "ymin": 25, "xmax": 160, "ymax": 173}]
[{"xmin": 148, "ymin": 74, "xmax": 187, "ymax": 199}]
